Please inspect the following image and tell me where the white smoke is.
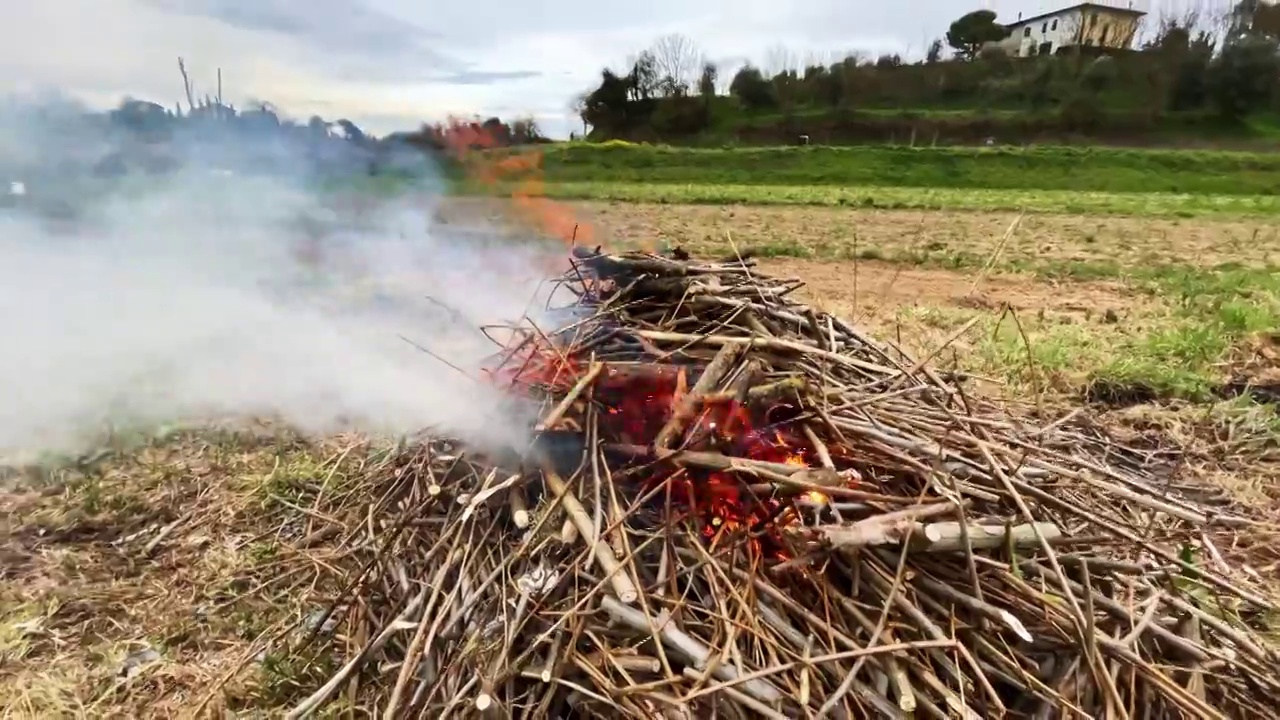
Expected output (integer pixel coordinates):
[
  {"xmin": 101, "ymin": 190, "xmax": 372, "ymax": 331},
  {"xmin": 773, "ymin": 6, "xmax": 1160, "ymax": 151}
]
[{"xmin": 0, "ymin": 96, "xmax": 566, "ymax": 459}]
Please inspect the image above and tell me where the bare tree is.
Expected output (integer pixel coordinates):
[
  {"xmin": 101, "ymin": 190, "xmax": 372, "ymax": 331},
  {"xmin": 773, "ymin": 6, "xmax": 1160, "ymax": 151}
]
[
  {"xmin": 177, "ymin": 57, "xmax": 195, "ymax": 114},
  {"xmin": 763, "ymin": 44, "xmax": 800, "ymax": 77},
  {"xmin": 650, "ymin": 33, "xmax": 701, "ymax": 96},
  {"xmin": 762, "ymin": 44, "xmax": 802, "ymax": 113},
  {"xmin": 570, "ymin": 93, "xmax": 590, "ymax": 136},
  {"xmin": 624, "ymin": 50, "xmax": 660, "ymax": 101},
  {"xmin": 926, "ymin": 38, "xmax": 945, "ymax": 63},
  {"xmin": 838, "ymin": 49, "xmax": 868, "ymax": 67},
  {"xmin": 802, "ymin": 50, "xmax": 832, "ymax": 72},
  {"xmin": 1140, "ymin": 0, "xmax": 1230, "ymax": 47},
  {"xmin": 713, "ymin": 57, "xmax": 747, "ymax": 94}
]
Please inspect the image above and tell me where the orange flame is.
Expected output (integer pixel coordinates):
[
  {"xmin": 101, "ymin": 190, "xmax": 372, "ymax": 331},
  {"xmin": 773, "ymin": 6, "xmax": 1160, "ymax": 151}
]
[{"xmin": 433, "ymin": 117, "xmax": 595, "ymax": 249}]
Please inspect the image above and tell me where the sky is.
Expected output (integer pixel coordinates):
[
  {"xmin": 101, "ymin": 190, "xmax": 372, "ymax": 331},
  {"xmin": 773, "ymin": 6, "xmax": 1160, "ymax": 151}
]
[{"xmin": 0, "ymin": 0, "xmax": 1199, "ymax": 139}]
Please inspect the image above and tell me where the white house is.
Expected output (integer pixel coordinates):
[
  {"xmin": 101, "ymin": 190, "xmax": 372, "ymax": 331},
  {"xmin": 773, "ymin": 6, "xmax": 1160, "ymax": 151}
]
[{"xmin": 990, "ymin": 1, "xmax": 1148, "ymax": 57}]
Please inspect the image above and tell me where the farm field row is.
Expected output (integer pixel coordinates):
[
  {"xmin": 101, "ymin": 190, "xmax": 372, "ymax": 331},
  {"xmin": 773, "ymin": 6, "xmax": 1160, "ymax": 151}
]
[
  {"xmin": 531, "ymin": 182, "xmax": 1280, "ymax": 218},
  {"xmin": 533, "ymin": 200, "xmax": 1280, "ymax": 271},
  {"xmin": 531, "ymin": 143, "xmax": 1280, "ymax": 196}
]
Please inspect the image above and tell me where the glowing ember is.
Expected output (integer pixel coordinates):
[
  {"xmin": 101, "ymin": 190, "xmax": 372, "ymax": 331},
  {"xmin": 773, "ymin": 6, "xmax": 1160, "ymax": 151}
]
[{"xmin": 493, "ymin": 340, "xmax": 861, "ymax": 557}]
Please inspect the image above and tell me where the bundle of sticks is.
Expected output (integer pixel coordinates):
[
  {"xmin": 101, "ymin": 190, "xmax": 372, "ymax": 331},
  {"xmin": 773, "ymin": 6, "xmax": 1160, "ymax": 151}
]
[{"xmin": 287, "ymin": 249, "xmax": 1279, "ymax": 719}]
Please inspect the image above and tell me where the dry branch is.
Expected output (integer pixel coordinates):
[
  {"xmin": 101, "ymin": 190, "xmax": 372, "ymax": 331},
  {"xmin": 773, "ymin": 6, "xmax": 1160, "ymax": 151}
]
[{"xmin": 249, "ymin": 248, "xmax": 1280, "ymax": 720}]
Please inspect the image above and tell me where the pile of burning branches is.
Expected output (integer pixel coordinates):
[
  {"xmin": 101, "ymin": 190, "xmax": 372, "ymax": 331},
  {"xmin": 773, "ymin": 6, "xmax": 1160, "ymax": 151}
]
[{"xmin": 286, "ymin": 249, "xmax": 1280, "ymax": 719}]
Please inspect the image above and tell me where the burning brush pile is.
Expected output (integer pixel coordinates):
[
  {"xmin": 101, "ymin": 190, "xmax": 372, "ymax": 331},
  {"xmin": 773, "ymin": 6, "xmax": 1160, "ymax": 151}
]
[{"xmin": 287, "ymin": 248, "xmax": 1280, "ymax": 719}]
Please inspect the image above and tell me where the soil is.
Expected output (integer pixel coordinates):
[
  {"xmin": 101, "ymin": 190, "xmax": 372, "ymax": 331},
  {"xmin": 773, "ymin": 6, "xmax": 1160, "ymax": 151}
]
[
  {"xmin": 751, "ymin": 257, "xmax": 1158, "ymax": 397},
  {"xmin": 754, "ymin": 257, "xmax": 1138, "ymax": 325},
  {"xmin": 563, "ymin": 202, "xmax": 1280, "ymax": 270},
  {"xmin": 433, "ymin": 196, "xmax": 1170, "ymax": 360}
]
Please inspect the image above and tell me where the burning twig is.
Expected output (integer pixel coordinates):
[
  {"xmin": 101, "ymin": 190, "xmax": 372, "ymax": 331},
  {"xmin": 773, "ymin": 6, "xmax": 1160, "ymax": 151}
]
[
  {"xmin": 536, "ymin": 361, "xmax": 603, "ymax": 432},
  {"xmin": 606, "ymin": 443, "xmax": 816, "ymax": 479},
  {"xmin": 653, "ymin": 343, "xmax": 743, "ymax": 453}
]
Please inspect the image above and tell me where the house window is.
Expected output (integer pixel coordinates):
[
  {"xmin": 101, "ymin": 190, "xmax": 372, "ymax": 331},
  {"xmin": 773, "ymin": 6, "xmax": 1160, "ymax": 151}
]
[
  {"xmin": 1052, "ymin": 19, "xmax": 1058, "ymax": 30},
  {"xmin": 1042, "ymin": 22, "xmax": 1048, "ymax": 33},
  {"xmin": 1024, "ymin": 26, "xmax": 1031, "ymax": 37}
]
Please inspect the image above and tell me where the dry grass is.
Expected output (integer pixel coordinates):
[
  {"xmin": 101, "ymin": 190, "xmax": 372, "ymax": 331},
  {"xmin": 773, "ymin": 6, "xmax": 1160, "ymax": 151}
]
[
  {"xmin": 548, "ymin": 201, "xmax": 1280, "ymax": 270},
  {"xmin": 0, "ymin": 425, "xmax": 360, "ymax": 717}
]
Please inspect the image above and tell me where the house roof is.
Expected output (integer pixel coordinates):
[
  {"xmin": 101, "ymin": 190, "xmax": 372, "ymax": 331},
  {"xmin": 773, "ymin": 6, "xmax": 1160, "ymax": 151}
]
[{"xmin": 1004, "ymin": 2, "xmax": 1146, "ymax": 29}]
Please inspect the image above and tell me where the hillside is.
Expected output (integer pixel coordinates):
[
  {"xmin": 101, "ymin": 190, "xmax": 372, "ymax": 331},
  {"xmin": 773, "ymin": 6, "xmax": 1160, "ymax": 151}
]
[{"xmin": 574, "ymin": 6, "xmax": 1280, "ymax": 148}]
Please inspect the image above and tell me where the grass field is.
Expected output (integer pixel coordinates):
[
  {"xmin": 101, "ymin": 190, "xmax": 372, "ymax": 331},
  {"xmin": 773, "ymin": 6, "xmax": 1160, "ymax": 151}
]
[
  {"xmin": 538, "ymin": 143, "xmax": 1280, "ymax": 195},
  {"xmin": 534, "ymin": 181, "xmax": 1280, "ymax": 217},
  {"xmin": 3, "ymin": 145, "xmax": 1280, "ymax": 715},
  {"xmin": 503, "ymin": 143, "xmax": 1280, "ymax": 218}
]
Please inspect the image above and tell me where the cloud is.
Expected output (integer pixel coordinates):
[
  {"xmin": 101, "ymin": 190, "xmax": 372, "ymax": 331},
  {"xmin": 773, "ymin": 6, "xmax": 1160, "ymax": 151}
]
[
  {"xmin": 2, "ymin": 0, "xmax": 1156, "ymax": 138},
  {"xmin": 441, "ymin": 71, "xmax": 543, "ymax": 86},
  {"xmin": 149, "ymin": 0, "xmax": 453, "ymax": 66},
  {"xmin": 151, "ymin": 0, "xmax": 547, "ymax": 88}
]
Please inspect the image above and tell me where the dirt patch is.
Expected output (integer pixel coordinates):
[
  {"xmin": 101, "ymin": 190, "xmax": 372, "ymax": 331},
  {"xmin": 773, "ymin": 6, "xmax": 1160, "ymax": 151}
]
[
  {"xmin": 431, "ymin": 197, "xmax": 1157, "ymax": 326},
  {"xmin": 750, "ymin": 258, "xmax": 1167, "ymax": 399},
  {"xmin": 562, "ymin": 201, "xmax": 1280, "ymax": 270},
  {"xmin": 1222, "ymin": 333, "xmax": 1280, "ymax": 404},
  {"xmin": 755, "ymin": 257, "xmax": 1140, "ymax": 324}
]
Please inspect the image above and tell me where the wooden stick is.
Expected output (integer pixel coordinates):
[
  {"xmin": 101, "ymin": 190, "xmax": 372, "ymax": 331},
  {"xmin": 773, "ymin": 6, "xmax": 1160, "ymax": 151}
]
[
  {"xmin": 654, "ymin": 343, "xmax": 743, "ymax": 452},
  {"xmin": 633, "ymin": 329, "xmax": 898, "ymax": 376},
  {"xmin": 285, "ymin": 586, "xmax": 431, "ymax": 719},
  {"xmin": 601, "ymin": 596, "xmax": 783, "ymax": 705},
  {"xmin": 606, "ymin": 443, "xmax": 812, "ymax": 478},
  {"xmin": 559, "ymin": 517, "xmax": 580, "ymax": 544},
  {"xmin": 536, "ymin": 361, "xmax": 603, "ymax": 431},
  {"xmin": 909, "ymin": 520, "xmax": 1063, "ymax": 553},
  {"xmin": 786, "ymin": 503, "xmax": 959, "ymax": 549},
  {"xmin": 805, "ymin": 518, "xmax": 1062, "ymax": 553},
  {"xmin": 541, "ymin": 465, "xmax": 638, "ymax": 604},
  {"xmin": 509, "ymin": 483, "xmax": 530, "ymax": 529}
]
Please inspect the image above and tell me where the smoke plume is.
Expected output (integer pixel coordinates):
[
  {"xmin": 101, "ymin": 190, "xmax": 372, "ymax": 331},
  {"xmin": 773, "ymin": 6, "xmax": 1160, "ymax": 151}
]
[{"xmin": 0, "ymin": 94, "xmax": 565, "ymax": 461}]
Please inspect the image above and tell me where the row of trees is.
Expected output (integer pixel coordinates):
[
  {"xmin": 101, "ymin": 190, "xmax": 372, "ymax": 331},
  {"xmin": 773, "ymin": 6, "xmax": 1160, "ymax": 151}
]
[
  {"xmin": 576, "ymin": 0, "xmax": 1280, "ymax": 141},
  {"xmin": 68, "ymin": 55, "xmax": 547, "ymax": 181},
  {"xmin": 103, "ymin": 99, "xmax": 547, "ymax": 179}
]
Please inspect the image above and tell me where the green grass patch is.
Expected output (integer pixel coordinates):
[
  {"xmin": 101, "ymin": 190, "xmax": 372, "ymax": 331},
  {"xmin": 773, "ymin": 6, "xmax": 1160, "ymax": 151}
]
[
  {"xmin": 979, "ymin": 265, "xmax": 1280, "ymax": 403},
  {"xmin": 536, "ymin": 143, "xmax": 1280, "ymax": 196},
  {"xmin": 859, "ymin": 250, "xmax": 1280, "ymax": 405},
  {"xmin": 733, "ymin": 235, "xmax": 1279, "ymax": 404},
  {"xmin": 533, "ymin": 181, "xmax": 1280, "ymax": 217}
]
